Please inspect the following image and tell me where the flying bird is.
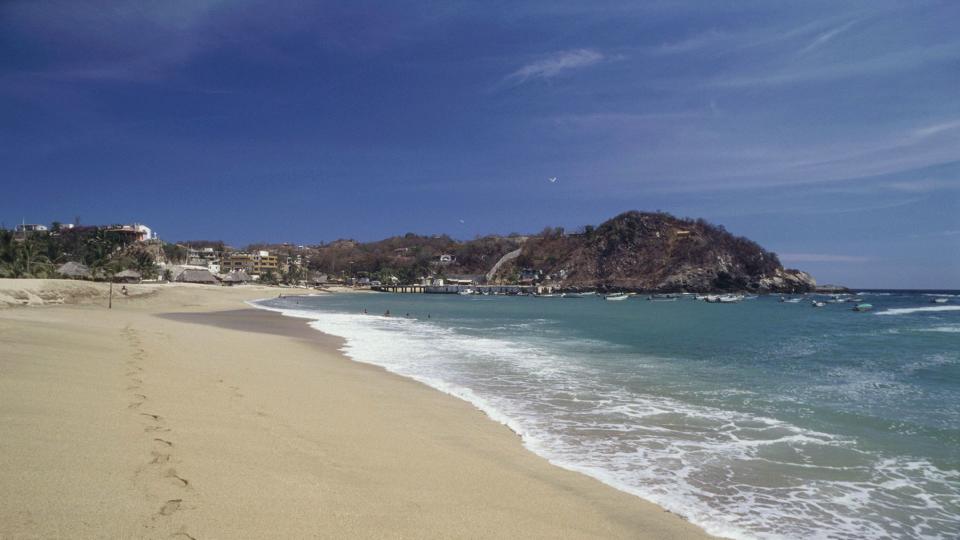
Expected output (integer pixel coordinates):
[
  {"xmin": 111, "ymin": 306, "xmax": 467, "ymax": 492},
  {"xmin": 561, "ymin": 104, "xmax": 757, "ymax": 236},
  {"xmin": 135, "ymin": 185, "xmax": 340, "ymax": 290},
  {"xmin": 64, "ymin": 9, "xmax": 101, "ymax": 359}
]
[{"xmin": 548, "ymin": 177, "xmax": 558, "ymax": 183}]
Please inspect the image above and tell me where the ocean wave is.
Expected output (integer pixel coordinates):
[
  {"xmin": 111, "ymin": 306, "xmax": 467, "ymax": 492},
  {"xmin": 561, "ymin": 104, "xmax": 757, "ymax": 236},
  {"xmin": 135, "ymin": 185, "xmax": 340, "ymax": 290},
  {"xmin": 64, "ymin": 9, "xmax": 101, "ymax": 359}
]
[
  {"xmin": 250, "ymin": 299, "xmax": 960, "ymax": 540},
  {"xmin": 918, "ymin": 325, "xmax": 960, "ymax": 333},
  {"xmin": 876, "ymin": 306, "xmax": 960, "ymax": 316}
]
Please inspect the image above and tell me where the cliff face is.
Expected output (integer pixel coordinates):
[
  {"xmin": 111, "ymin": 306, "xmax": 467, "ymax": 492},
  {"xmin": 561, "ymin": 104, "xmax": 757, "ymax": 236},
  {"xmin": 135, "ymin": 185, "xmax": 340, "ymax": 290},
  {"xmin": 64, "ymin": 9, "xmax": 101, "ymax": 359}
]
[{"xmin": 505, "ymin": 211, "xmax": 815, "ymax": 293}]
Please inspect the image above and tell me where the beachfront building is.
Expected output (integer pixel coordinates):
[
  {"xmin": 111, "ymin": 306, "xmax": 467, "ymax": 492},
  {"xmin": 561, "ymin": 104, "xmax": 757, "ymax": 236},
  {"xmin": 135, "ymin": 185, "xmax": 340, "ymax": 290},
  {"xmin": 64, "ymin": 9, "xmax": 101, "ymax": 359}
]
[
  {"xmin": 220, "ymin": 251, "xmax": 279, "ymax": 276},
  {"xmin": 176, "ymin": 268, "xmax": 219, "ymax": 284},
  {"xmin": 446, "ymin": 274, "xmax": 482, "ymax": 286},
  {"xmin": 221, "ymin": 269, "xmax": 252, "ymax": 286},
  {"xmin": 187, "ymin": 247, "xmax": 221, "ymax": 268},
  {"xmin": 57, "ymin": 261, "xmax": 91, "ymax": 280},
  {"xmin": 103, "ymin": 223, "xmax": 154, "ymax": 242},
  {"xmin": 15, "ymin": 223, "xmax": 48, "ymax": 233},
  {"xmin": 220, "ymin": 251, "xmax": 280, "ymax": 276},
  {"xmin": 114, "ymin": 269, "xmax": 142, "ymax": 283}
]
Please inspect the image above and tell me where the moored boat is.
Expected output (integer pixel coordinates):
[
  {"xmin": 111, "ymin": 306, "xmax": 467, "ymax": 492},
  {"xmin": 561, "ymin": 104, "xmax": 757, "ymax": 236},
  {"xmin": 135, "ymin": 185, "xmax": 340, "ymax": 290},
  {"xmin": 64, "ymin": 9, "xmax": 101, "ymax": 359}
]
[
  {"xmin": 852, "ymin": 303, "xmax": 873, "ymax": 312},
  {"xmin": 604, "ymin": 293, "xmax": 630, "ymax": 301}
]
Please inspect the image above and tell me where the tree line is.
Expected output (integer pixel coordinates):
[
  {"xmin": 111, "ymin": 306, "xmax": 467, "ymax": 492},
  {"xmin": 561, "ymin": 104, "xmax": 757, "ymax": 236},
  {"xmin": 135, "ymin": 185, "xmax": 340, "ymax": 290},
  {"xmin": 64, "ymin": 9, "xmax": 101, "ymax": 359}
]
[{"xmin": 0, "ymin": 227, "xmax": 160, "ymax": 279}]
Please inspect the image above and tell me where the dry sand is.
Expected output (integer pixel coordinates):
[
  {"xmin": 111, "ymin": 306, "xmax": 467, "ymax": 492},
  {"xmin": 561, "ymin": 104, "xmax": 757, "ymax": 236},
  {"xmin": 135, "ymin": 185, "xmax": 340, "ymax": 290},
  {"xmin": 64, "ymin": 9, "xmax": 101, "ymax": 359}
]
[{"xmin": 0, "ymin": 279, "xmax": 713, "ymax": 539}]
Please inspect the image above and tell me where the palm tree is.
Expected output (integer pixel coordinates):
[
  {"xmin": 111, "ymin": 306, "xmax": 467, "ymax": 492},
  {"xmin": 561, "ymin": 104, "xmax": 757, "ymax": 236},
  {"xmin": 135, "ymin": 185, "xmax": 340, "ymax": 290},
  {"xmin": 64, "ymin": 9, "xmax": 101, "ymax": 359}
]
[
  {"xmin": 0, "ymin": 229, "xmax": 15, "ymax": 277},
  {"xmin": 84, "ymin": 232, "xmax": 113, "ymax": 280},
  {"xmin": 132, "ymin": 250, "xmax": 158, "ymax": 279},
  {"xmin": 14, "ymin": 239, "xmax": 52, "ymax": 277}
]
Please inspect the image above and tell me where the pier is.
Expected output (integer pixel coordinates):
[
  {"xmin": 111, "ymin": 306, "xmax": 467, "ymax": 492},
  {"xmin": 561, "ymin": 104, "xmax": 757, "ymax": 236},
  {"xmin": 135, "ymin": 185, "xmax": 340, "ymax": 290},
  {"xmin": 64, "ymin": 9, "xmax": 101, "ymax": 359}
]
[{"xmin": 372, "ymin": 284, "xmax": 535, "ymax": 295}]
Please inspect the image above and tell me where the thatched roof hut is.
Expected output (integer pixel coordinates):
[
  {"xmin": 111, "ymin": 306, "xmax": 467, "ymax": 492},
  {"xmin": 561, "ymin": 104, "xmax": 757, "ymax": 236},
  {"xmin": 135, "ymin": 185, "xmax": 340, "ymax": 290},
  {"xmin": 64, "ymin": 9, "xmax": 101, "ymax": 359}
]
[
  {"xmin": 114, "ymin": 269, "xmax": 142, "ymax": 283},
  {"xmin": 57, "ymin": 261, "xmax": 91, "ymax": 279},
  {"xmin": 176, "ymin": 268, "xmax": 219, "ymax": 284},
  {"xmin": 221, "ymin": 269, "xmax": 252, "ymax": 286}
]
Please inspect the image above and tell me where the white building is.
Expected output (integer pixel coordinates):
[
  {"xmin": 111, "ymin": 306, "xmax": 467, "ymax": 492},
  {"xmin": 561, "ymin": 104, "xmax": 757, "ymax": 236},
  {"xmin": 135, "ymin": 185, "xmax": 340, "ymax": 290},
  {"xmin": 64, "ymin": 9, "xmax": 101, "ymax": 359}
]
[{"xmin": 134, "ymin": 224, "xmax": 153, "ymax": 241}]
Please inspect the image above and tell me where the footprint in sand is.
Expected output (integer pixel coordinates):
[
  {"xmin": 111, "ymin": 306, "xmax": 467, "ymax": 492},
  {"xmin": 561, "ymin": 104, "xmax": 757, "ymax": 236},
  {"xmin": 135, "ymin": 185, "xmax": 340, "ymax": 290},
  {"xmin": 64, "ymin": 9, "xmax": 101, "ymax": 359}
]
[
  {"xmin": 140, "ymin": 412, "xmax": 162, "ymax": 422},
  {"xmin": 173, "ymin": 527, "xmax": 196, "ymax": 540},
  {"xmin": 158, "ymin": 499, "xmax": 181, "ymax": 516},
  {"xmin": 166, "ymin": 468, "xmax": 190, "ymax": 488},
  {"xmin": 150, "ymin": 451, "xmax": 171, "ymax": 465},
  {"xmin": 153, "ymin": 438, "xmax": 173, "ymax": 447}
]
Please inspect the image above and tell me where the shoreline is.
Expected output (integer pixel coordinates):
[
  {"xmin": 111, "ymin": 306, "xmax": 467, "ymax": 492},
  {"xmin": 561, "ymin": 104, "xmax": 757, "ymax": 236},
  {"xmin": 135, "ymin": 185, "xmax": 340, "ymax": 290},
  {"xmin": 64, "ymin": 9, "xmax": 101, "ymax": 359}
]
[{"xmin": 0, "ymin": 279, "xmax": 714, "ymax": 538}]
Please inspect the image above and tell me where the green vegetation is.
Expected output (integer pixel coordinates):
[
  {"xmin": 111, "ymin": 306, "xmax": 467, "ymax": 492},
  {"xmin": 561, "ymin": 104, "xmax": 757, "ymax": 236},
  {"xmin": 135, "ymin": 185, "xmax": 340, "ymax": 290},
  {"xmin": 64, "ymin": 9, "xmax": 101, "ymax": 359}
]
[{"xmin": 0, "ymin": 227, "xmax": 160, "ymax": 280}]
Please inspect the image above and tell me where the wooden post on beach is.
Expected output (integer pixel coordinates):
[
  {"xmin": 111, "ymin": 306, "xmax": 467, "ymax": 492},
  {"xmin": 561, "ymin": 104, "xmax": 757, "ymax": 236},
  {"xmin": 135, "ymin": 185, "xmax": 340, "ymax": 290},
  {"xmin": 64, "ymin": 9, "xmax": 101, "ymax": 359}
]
[{"xmin": 108, "ymin": 281, "xmax": 113, "ymax": 309}]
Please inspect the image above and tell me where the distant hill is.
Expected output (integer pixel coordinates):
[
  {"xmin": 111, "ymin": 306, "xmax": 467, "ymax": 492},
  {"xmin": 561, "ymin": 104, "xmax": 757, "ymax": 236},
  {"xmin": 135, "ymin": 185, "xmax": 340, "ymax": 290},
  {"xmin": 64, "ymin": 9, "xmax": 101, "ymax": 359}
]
[
  {"xmin": 493, "ymin": 211, "xmax": 815, "ymax": 292},
  {"xmin": 254, "ymin": 211, "xmax": 815, "ymax": 293}
]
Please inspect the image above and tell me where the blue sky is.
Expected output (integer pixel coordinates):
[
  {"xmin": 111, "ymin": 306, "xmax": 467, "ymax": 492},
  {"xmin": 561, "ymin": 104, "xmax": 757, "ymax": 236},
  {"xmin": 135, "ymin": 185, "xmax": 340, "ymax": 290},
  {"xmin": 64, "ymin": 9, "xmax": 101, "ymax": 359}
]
[{"xmin": 1, "ymin": 1, "xmax": 958, "ymax": 288}]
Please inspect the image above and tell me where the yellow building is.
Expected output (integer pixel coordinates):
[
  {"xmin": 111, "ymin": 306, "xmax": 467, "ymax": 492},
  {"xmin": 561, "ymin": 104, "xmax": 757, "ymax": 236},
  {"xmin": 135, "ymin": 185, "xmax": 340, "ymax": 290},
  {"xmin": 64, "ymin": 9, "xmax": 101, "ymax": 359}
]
[{"xmin": 220, "ymin": 251, "xmax": 279, "ymax": 275}]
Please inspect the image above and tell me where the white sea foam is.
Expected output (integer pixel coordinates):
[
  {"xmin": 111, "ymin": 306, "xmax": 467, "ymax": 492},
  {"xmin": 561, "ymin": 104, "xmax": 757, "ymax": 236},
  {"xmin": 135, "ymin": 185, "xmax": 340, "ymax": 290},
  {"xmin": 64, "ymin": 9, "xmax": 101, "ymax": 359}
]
[
  {"xmin": 876, "ymin": 306, "xmax": 960, "ymax": 316},
  {"xmin": 919, "ymin": 325, "xmax": 960, "ymax": 333},
  {"xmin": 249, "ymin": 299, "xmax": 960, "ymax": 540}
]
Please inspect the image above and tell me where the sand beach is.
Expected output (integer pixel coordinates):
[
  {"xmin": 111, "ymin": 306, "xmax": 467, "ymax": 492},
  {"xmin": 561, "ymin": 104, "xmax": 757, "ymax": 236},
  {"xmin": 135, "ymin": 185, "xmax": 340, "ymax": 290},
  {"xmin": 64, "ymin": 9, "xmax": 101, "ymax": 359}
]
[{"xmin": 0, "ymin": 279, "xmax": 710, "ymax": 539}]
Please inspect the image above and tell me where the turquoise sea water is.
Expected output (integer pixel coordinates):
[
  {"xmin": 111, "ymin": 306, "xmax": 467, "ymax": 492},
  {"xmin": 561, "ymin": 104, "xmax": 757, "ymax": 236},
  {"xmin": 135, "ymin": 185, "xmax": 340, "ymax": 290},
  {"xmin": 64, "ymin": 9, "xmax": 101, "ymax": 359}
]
[{"xmin": 255, "ymin": 291, "xmax": 960, "ymax": 539}]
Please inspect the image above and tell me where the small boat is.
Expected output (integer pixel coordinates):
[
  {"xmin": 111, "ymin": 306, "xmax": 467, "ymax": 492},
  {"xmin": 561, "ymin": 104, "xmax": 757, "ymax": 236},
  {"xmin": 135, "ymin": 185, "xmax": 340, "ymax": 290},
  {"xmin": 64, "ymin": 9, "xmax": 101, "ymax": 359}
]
[
  {"xmin": 458, "ymin": 288, "xmax": 475, "ymax": 295},
  {"xmin": 852, "ymin": 303, "xmax": 873, "ymax": 312},
  {"xmin": 648, "ymin": 294, "xmax": 678, "ymax": 302},
  {"xmin": 785, "ymin": 298, "xmax": 803, "ymax": 304},
  {"xmin": 812, "ymin": 301, "xmax": 826, "ymax": 308},
  {"xmin": 605, "ymin": 293, "xmax": 630, "ymax": 301},
  {"xmin": 718, "ymin": 294, "xmax": 743, "ymax": 303},
  {"xmin": 932, "ymin": 297, "xmax": 949, "ymax": 304},
  {"xmin": 561, "ymin": 293, "xmax": 585, "ymax": 298},
  {"xmin": 536, "ymin": 293, "xmax": 561, "ymax": 298}
]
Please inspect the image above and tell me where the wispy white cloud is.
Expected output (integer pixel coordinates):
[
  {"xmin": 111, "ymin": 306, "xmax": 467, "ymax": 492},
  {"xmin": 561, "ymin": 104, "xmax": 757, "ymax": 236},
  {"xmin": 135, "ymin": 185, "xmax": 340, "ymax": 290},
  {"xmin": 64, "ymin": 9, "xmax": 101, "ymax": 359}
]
[
  {"xmin": 797, "ymin": 18, "xmax": 860, "ymax": 55},
  {"xmin": 651, "ymin": 30, "xmax": 727, "ymax": 55},
  {"xmin": 505, "ymin": 49, "xmax": 606, "ymax": 85},
  {"xmin": 713, "ymin": 41, "xmax": 960, "ymax": 88},
  {"xmin": 912, "ymin": 119, "xmax": 960, "ymax": 138},
  {"xmin": 779, "ymin": 253, "xmax": 872, "ymax": 263},
  {"xmin": 883, "ymin": 179, "xmax": 959, "ymax": 193}
]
